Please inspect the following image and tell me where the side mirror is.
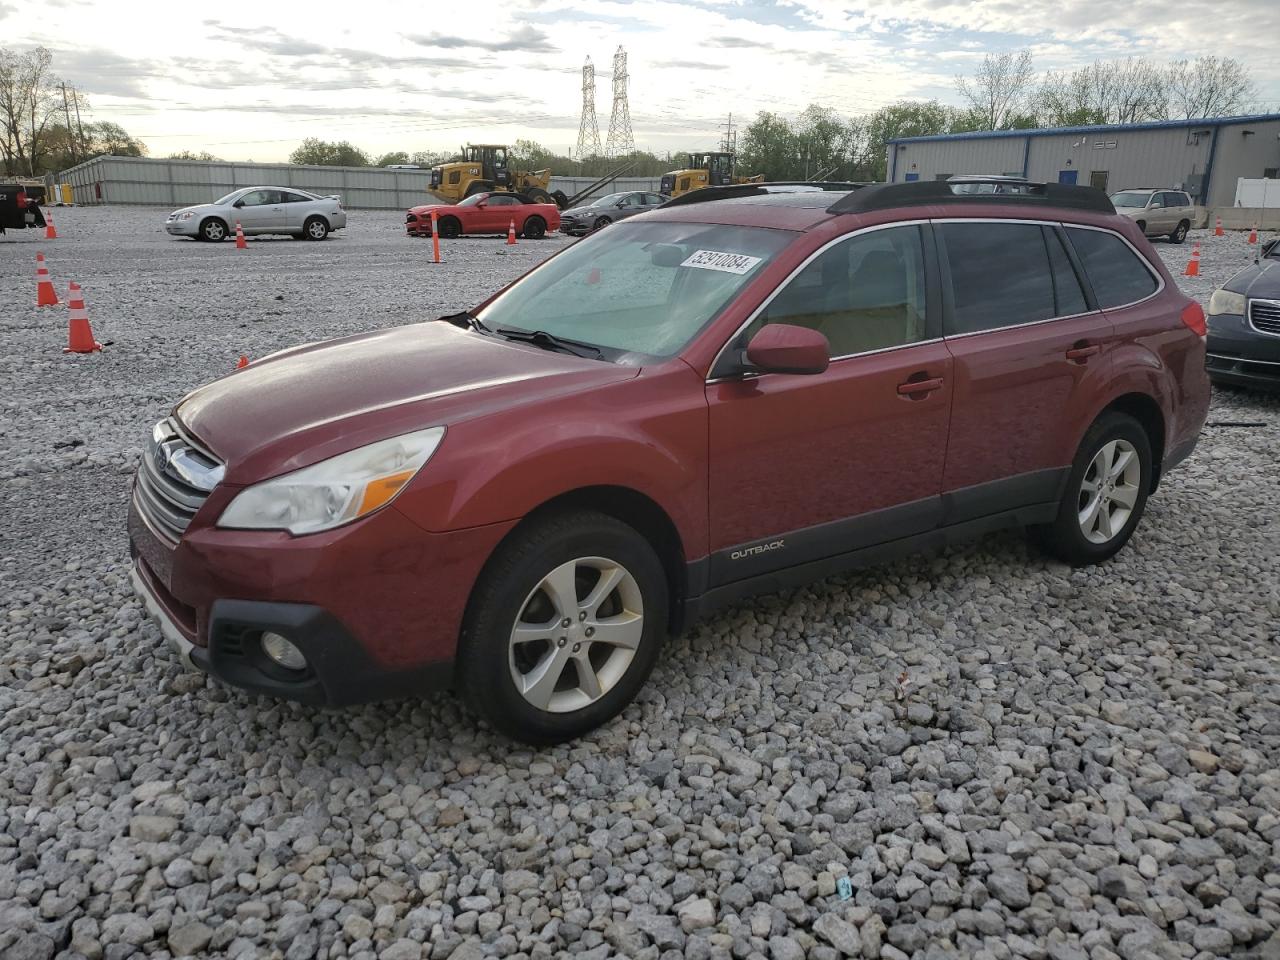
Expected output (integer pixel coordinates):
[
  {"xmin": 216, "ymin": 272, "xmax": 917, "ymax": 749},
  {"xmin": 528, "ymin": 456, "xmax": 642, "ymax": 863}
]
[
  {"xmin": 476, "ymin": 199, "xmax": 487, "ymax": 207},
  {"xmin": 1262, "ymin": 239, "xmax": 1278, "ymax": 258},
  {"xmin": 744, "ymin": 324, "xmax": 829, "ymax": 376},
  {"xmin": 233, "ymin": 199, "xmax": 245, "ymax": 208}
]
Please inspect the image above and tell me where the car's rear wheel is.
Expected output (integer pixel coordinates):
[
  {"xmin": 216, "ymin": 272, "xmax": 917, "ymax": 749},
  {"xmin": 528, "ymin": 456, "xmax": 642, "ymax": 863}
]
[
  {"xmin": 458, "ymin": 510, "xmax": 668, "ymax": 744},
  {"xmin": 303, "ymin": 216, "xmax": 329, "ymax": 240},
  {"xmin": 199, "ymin": 218, "xmax": 228, "ymax": 242},
  {"xmin": 522, "ymin": 216, "xmax": 546, "ymax": 239},
  {"xmin": 592, "ymin": 216, "xmax": 613, "ymax": 231},
  {"xmin": 1169, "ymin": 221, "xmax": 1189, "ymax": 244},
  {"xmin": 437, "ymin": 216, "xmax": 461, "ymax": 239},
  {"xmin": 1032, "ymin": 411, "xmax": 1152, "ymax": 566}
]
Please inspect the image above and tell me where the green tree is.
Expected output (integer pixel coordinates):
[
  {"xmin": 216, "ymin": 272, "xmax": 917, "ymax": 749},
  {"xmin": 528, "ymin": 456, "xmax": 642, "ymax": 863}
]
[
  {"xmin": 374, "ymin": 150, "xmax": 410, "ymax": 166},
  {"xmin": 166, "ymin": 150, "xmax": 221, "ymax": 161},
  {"xmin": 863, "ymin": 101, "xmax": 954, "ymax": 180},
  {"xmin": 739, "ymin": 111, "xmax": 800, "ymax": 180},
  {"xmin": 85, "ymin": 121, "xmax": 145, "ymax": 157},
  {"xmin": 289, "ymin": 138, "xmax": 370, "ymax": 166}
]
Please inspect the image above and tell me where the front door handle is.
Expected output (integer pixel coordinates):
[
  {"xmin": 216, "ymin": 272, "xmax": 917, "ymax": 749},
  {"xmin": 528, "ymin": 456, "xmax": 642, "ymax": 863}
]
[
  {"xmin": 897, "ymin": 376, "xmax": 944, "ymax": 397},
  {"xmin": 1065, "ymin": 344, "xmax": 1101, "ymax": 363}
]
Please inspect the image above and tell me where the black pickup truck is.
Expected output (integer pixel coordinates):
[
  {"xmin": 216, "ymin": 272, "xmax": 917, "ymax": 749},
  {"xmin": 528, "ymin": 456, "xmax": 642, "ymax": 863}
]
[{"xmin": 0, "ymin": 183, "xmax": 47, "ymax": 234}]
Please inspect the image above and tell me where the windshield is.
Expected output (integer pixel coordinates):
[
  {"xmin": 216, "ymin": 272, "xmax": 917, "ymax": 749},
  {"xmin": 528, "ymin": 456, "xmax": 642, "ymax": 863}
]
[
  {"xmin": 458, "ymin": 193, "xmax": 487, "ymax": 207},
  {"xmin": 589, "ymin": 192, "xmax": 628, "ymax": 208},
  {"xmin": 1109, "ymin": 191, "xmax": 1151, "ymax": 208},
  {"xmin": 213, "ymin": 190, "xmax": 241, "ymax": 205},
  {"xmin": 477, "ymin": 220, "xmax": 793, "ymax": 358}
]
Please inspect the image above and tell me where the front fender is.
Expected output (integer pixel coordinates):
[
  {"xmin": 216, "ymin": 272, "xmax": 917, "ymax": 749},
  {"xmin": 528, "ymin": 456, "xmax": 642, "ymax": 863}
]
[{"xmin": 393, "ymin": 362, "xmax": 710, "ymax": 561}]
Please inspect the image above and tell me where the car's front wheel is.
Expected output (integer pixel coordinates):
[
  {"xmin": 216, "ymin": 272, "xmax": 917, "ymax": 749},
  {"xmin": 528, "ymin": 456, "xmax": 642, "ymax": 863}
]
[
  {"xmin": 592, "ymin": 216, "xmax": 613, "ymax": 231},
  {"xmin": 458, "ymin": 511, "xmax": 668, "ymax": 744},
  {"xmin": 437, "ymin": 216, "xmax": 461, "ymax": 239},
  {"xmin": 198, "ymin": 218, "xmax": 228, "ymax": 242},
  {"xmin": 303, "ymin": 216, "xmax": 329, "ymax": 240},
  {"xmin": 1032, "ymin": 411, "xmax": 1152, "ymax": 565}
]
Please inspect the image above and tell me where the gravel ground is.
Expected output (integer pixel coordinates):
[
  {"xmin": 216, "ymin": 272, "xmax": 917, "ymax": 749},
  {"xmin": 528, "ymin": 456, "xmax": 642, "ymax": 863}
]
[{"xmin": 1, "ymin": 209, "xmax": 1279, "ymax": 960}]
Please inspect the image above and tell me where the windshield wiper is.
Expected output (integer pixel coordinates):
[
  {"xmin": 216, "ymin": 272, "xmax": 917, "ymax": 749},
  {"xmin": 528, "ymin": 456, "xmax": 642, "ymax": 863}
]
[
  {"xmin": 438, "ymin": 310, "xmax": 490, "ymax": 333},
  {"xmin": 494, "ymin": 328, "xmax": 603, "ymax": 359}
]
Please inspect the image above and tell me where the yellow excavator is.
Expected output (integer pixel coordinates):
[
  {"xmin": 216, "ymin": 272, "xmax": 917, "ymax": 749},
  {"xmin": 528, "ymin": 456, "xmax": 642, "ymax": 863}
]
[
  {"xmin": 659, "ymin": 152, "xmax": 763, "ymax": 199},
  {"xmin": 428, "ymin": 145, "xmax": 568, "ymax": 207}
]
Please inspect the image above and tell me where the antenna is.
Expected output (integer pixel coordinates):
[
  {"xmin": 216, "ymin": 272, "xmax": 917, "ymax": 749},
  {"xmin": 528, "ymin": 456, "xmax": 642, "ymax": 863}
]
[
  {"xmin": 605, "ymin": 46, "xmax": 635, "ymax": 158},
  {"xmin": 575, "ymin": 57, "xmax": 601, "ymax": 159}
]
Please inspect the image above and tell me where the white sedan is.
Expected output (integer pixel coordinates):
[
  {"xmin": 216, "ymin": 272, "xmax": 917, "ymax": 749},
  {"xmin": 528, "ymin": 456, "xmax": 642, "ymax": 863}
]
[{"xmin": 165, "ymin": 186, "xmax": 348, "ymax": 241}]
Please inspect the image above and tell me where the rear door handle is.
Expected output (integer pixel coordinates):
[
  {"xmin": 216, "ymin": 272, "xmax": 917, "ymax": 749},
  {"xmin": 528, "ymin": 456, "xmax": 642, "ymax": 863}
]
[
  {"xmin": 897, "ymin": 377, "xmax": 944, "ymax": 396},
  {"xmin": 1065, "ymin": 344, "xmax": 1101, "ymax": 362}
]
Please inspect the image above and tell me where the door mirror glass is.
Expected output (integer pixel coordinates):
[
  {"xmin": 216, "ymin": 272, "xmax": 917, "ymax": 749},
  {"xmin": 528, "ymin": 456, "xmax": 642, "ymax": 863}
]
[
  {"xmin": 233, "ymin": 199, "xmax": 245, "ymax": 208},
  {"xmin": 745, "ymin": 324, "xmax": 829, "ymax": 376}
]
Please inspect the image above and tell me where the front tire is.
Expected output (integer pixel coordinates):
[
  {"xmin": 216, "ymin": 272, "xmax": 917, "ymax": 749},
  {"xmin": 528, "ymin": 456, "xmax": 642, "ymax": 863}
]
[
  {"xmin": 592, "ymin": 216, "xmax": 613, "ymax": 232},
  {"xmin": 437, "ymin": 216, "xmax": 461, "ymax": 239},
  {"xmin": 458, "ymin": 511, "xmax": 668, "ymax": 744},
  {"xmin": 522, "ymin": 216, "xmax": 546, "ymax": 239},
  {"xmin": 1032, "ymin": 412, "xmax": 1152, "ymax": 566},
  {"xmin": 303, "ymin": 216, "xmax": 329, "ymax": 240},
  {"xmin": 198, "ymin": 218, "xmax": 228, "ymax": 242},
  {"xmin": 1169, "ymin": 221, "xmax": 1189, "ymax": 244}
]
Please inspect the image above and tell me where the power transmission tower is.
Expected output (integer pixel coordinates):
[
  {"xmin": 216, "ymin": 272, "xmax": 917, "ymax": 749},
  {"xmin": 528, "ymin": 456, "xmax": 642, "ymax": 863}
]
[
  {"xmin": 719, "ymin": 114, "xmax": 737, "ymax": 154},
  {"xmin": 575, "ymin": 57, "xmax": 601, "ymax": 159},
  {"xmin": 605, "ymin": 46, "xmax": 634, "ymax": 158}
]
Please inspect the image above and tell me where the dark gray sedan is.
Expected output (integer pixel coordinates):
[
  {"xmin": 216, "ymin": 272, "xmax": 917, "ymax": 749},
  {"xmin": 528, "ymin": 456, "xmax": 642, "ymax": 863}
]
[
  {"xmin": 558, "ymin": 190, "xmax": 667, "ymax": 236},
  {"xmin": 1206, "ymin": 238, "xmax": 1280, "ymax": 389}
]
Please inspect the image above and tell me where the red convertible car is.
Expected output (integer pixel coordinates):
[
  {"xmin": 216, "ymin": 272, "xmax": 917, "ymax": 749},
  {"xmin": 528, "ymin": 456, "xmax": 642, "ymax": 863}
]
[{"xmin": 406, "ymin": 192, "xmax": 560, "ymax": 239}]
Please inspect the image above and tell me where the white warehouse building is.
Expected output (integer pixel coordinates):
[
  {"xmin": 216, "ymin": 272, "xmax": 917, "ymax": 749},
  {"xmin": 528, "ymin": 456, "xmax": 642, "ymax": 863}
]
[{"xmin": 885, "ymin": 113, "xmax": 1280, "ymax": 223}]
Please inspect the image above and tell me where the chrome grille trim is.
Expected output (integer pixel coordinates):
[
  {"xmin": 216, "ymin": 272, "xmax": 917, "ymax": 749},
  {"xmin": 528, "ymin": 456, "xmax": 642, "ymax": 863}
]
[
  {"xmin": 1249, "ymin": 298, "xmax": 1280, "ymax": 337},
  {"xmin": 134, "ymin": 417, "xmax": 224, "ymax": 542}
]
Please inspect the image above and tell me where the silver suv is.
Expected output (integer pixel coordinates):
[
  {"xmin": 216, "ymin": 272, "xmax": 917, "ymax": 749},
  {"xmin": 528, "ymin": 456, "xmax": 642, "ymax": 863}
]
[{"xmin": 1108, "ymin": 188, "xmax": 1194, "ymax": 244}]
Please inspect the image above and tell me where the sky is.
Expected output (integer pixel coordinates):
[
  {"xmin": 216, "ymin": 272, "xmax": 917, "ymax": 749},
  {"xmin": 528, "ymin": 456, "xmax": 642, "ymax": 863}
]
[{"xmin": 9, "ymin": 0, "xmax": 1280, "ymax": 163}]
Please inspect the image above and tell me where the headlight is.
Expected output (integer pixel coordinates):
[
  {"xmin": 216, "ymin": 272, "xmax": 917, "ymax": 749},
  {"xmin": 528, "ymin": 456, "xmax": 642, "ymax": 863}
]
[
  {"xmin": 218, "ymin": 427, "xmax": 444, "ymax": 535},
  {"xmin": 178, "ymin": 211, "xmax": 195, "ymax": 220},
  {"xmin": 1207, "ymin": 289, "xmax": 1245, "ymax": 317}
]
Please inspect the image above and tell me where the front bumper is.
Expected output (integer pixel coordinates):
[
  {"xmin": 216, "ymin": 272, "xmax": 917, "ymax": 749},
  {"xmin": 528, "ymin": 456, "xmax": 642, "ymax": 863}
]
[
  {"xmin": 1206, "ymin": 313, "xmax": 1280, "ymax": 389},
  {"xmin": 128, "ymin": 485, "xmax": 515, "ymax": 706},
  {"xmin": 165, "ymin": 218, "xmax": 199, "ymax": 236},
  {"xmin": 558, "ymin": 220, "xmax": 590, "ymax": 236}
]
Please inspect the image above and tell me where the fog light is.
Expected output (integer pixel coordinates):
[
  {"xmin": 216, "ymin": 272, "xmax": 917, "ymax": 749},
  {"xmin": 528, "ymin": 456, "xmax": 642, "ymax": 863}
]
[{"xmin": 260, "ymin": 632, "xmax": 307, "ymax": 671}]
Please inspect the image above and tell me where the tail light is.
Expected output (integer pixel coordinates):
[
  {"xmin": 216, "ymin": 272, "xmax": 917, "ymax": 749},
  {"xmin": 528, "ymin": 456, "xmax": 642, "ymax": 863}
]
[
  {"xmin": 16, "ymin": 189, "xmax": 27, "ymax": 208},
  {"xmin": 1181, "ymin": 301, "xmax": 1206, "ymax": 338}
]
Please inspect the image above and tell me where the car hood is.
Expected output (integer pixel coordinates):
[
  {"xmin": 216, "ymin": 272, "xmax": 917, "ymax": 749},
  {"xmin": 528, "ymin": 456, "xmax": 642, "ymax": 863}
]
[
  {"xmin": 175, "ymin": 321, "xmax": 638, "ymax": 484},
  {"xmin": 170, "ymin": 203, "xmax": 219, "ymax": 216},
  {"xmin": 1223, "ymin": 258, "xmax": 1280, "ymax": 297},
  {"xmin": 562, "ymin": 205, "xmax": 606, "ymax": 216},
  {"xmin": 1112, "ymin": 206, "xmax": 1144, "ymax": 216}
]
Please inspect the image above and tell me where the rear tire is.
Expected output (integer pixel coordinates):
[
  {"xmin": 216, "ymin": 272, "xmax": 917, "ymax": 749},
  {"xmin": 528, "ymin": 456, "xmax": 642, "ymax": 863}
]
[
  {"xmin": 198, "ymin": 218, "xmax": 228, "ymax": 242},
  {"xmin": 1031, "ymin": 412, "xmax": 1152, "ymax": 566},
  {"xmin": 522, "ymin": 216, "xmax": 546, "ymax": 239},
  {"xmin": 458, "ymin": 510, "xmax": 668, "ymax": 744},
  {"xmin": 437, "ymin": 216, "xmax": 461, "ymax": 239},
  {"xmin": 552, "ymin": 190, "xmax": 569, "ymax": 209},
  {"xmin": 1169, "ymin": 221, "xmax": 1189, "ymax": 244},
  {"xmin": 303, "ymin": 216, "xmax": 329, "ymax": 240}
]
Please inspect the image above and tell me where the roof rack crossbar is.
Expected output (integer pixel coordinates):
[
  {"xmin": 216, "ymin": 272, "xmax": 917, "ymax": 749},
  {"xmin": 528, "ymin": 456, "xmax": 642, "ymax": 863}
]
[
  {"xmin": 826, "ymin": 180, "xmax": 1114, "ymax": 215},
  {"xmin": 661, "ymin": 181, "xmax": 872, "ymax": 208}
]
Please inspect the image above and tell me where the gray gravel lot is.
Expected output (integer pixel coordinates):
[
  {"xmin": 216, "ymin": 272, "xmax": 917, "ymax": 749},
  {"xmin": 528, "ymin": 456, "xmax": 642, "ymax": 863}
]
[{"xmin": 1, "ymin": 208, "xmax": 1279, "ymax": 960}]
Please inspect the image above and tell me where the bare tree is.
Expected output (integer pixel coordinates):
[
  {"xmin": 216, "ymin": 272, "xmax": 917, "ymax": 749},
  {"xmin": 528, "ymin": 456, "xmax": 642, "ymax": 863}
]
[
  {"xmin": 955, "ymin": 51, "xmax": 1036, "ymax": 130},
  {"xmin": 1034, "ymin": 68, "xmax": 1105, "ymax": 127},
  {"xmin": 1167, "ymin": 56, "xmax": 1256, "ymax": 118},
  {"xmin": 0, "ymin": 46, "xmax": 61, "ymax": 176},
  {"xmin": 1082, "ymin": 58, "xmax": 1168, "ymax": 124}
]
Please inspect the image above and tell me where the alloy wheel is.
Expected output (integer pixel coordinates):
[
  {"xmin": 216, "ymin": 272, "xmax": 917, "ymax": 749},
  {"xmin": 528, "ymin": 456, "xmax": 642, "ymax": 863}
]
[
  {"xmin": 1078, "ymin": 439, "xmax": 1142, "ymax": 544},
  {"xmin": 508, "ymin": 556, "xmax": 643, "ymax": 713}
]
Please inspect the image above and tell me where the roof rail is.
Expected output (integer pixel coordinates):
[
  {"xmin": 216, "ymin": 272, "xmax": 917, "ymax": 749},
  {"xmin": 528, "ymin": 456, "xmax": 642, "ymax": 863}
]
[
  {"xmin": 827, "ymin": 180, "xmax": 1115, "ymax": 215},
  {"xmin": 661, "ymin": 181, "xmax": 873, "ymax": 208}
]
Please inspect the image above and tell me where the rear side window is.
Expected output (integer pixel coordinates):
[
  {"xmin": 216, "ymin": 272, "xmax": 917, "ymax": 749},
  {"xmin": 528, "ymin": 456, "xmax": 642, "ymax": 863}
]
[
  {"xmin": 1046, "ymin": 229, "xmax": 1089, "ymax": 317},
  {"xmin": 1066, "ymin": 228, "xmax": 1158, "ymax": 308},
  {"xmin": 940, "ymin": 222, "xmax": 1056, "ymax": 335}
]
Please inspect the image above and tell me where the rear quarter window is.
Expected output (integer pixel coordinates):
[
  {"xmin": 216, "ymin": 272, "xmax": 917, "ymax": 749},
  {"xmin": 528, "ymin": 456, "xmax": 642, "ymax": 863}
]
[{"xmin": 1066, "ymin": 228, "xmax": 1159, "ymax": 308}]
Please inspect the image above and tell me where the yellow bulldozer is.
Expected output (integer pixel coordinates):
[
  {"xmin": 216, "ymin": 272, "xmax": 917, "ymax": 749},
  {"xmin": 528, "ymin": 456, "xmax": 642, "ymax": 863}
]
[
  {"xmin": 427, "ymin": 145, "xmax": 568, "ymax": 207},
  {"xmin": 659, "ymin": 152, "xmax": 763, "ymax": 199}
]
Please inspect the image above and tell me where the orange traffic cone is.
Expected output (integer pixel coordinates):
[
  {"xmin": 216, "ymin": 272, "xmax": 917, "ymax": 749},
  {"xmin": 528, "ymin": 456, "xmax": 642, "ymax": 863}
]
[
  {"xmin": 235, "ymin": 220, "xmax": 248, "ymax": 249},
  {"xmin": 1214, "ymin": 215, "xmax": 1224, "ymax": 237},
  {"xmin": 506, "ymin": 220, "xmax": 517, "ymax": 245},
  {"xmin": 35, "ymin": 252, "xmax": 59, "ymax": 306},
  {"xmin": 1183, "ymin": 242, "xmax": 1201, "ymax": 277},
  {"xmin": 63, "ymin": 283, "xmax": 102, "ymax": 353},
  {"xmin": 1248, "ymin": 224, "xmax": 1258, "ymax": 244},
  {"xmin": 430, "ymin": 209, "xmax": 441, "ymax": 264},
  {"xmin": 45, "ymin": 212, "xmax": 58, "ymax": 239},
  {"xmin": 236, "ymin": 355, "xmax": 249, "ymax": 369}
]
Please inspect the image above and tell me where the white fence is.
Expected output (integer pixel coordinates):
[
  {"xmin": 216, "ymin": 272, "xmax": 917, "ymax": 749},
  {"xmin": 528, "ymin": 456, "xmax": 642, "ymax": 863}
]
[{"xmin": 58, "ymin": 156, "xmax": 662, "ymax": 211}]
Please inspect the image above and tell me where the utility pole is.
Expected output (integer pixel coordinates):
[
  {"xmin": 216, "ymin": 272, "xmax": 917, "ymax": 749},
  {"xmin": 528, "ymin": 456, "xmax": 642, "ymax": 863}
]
[
  {"xmin": 71, "ymin": 87, "xmax": 87, "ymax": 160},
  {"xmin": 61, "ymin": 82, "xmax": 76, "ymax": 164}
]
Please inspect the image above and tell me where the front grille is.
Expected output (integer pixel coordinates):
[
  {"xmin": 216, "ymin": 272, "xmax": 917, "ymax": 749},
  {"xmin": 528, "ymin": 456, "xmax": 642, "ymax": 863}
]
[
  {"xmin": 134, "ymin": 418, "xmax": 224, "ymax": 543},
  {"xmin": 1250, "ymin": 299, "xmax": 1280, "ymax": 336}
]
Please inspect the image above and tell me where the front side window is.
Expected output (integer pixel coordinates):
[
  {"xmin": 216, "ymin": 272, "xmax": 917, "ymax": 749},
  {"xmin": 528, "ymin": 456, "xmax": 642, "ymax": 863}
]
[
  {"xmin": 1066, "ymin": 227, "xmax": 1158, "ymax": 308},
  {"xmin": 645, "ymin": 193, "xmax": 665, "ymax": 205},
  {"xmin": 940, "ymin": 222, "xmax": 1056, "ymax": 335},
  {"xmin": 238, "ymin": 190, "xmax": 275, "ymax": 206},
  {"xmin": 477, "ymin": 221, "xmax": 792, "ymax": 359},
  {"xmin": 458, "ymin": 194, "xmax": 486, "ymax": 207},
  {"xmin": 740, "ymin": 225, "xmax": 929, "ymax": 358},
  {"xmin": 488, "ymin": 195, "xmax": 519, "ymax": 206}
]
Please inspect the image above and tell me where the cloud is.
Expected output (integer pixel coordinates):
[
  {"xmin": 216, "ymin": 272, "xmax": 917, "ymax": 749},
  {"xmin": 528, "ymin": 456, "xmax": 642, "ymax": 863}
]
[
  {"xmin": 707, "ymin": 36, "xmax": 773, "ymax": 49},
  {"xmin": 654, "ymin": 59, "xmax": 720, "ymax": 70},
  {"xmin": 53, "ymin": 48, "xmax": 164, "ymax": 98},
  {"xmin": 408, "ymin": 24, "xmax": 557, "ymax": 53}
]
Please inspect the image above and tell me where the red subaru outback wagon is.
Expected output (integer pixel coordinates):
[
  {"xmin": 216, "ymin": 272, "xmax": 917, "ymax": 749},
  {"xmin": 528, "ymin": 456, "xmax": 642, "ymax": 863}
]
[{"xmin": 130, "ymin": 180, "xmax": 1210, "ymax": 743}]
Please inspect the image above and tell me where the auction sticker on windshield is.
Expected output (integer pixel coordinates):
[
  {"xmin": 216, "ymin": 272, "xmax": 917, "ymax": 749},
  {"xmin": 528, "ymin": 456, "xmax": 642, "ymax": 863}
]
[{"xmin": 680, "ymin": 250, "xmax": 763, "ymax": 275}]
